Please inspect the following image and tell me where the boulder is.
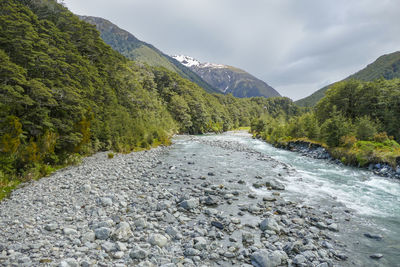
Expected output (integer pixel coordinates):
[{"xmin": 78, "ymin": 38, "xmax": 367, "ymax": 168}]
[
  {"xmin": 111, "ymin": 222, "xmax": 133, "ymax": 241},
  {"xmin": 251, "ymin": 250, "xmax": 285, "ymax": 267},
  {"xmin": 180, "ymin": 198, "xmax": 199, "ymax": 210},
  {"xmin": 260, "ymin": 217, "xmax": 280, "ymax": 233},
  {"xmin": 265, "ymin": 180, "xmax": 285, "ymax": 190},
  {"xmin": 148, "ymin": 234, "xmax": 168, "ymax": 248},
  {"xmin": 95, "ymin": 227, "xmax": 111, "ymax": 240}
]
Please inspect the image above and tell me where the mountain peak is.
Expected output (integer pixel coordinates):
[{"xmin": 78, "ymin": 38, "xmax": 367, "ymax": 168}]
[{"xmin": 173, "ymin": 55, "xmax": 226, "ymax": 69}]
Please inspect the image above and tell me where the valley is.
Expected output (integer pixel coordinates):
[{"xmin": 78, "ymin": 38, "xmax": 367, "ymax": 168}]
[{"xmin": 1, "ymin": 1, "xmax": 399, "ymax": 266}]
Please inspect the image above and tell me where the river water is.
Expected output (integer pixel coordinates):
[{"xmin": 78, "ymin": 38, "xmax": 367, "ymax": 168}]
[{"xmin": 166, "ymin": 131, "xmax": 400, "ymax": 266}]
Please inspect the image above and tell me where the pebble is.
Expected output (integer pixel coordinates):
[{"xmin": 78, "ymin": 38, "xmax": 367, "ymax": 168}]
[
  {"xmin": 364, "ymin": 233, "xmax": 383, "ymax": 241},
  {"xmin": 293, "ymin": 254, "xmax": 307, "ymax": 264},
  {"xmin": 211, "ymin": 221, "xmax": 224, "ymax": 230},
  {"xmin": 370, "ymin": 253, "xmax": 383, "ymax": 259},
  {"xmin": 44, "ymin": 223, "xmax": 58, "ymax": 231},
  {"xmin": 63, "ymin": 228, "xmax": 78, "ymax": 235},
  {"xmin": 130, "ymin": 248, "xmax": 148, "ymax": 259},
  {"xmin": 251, "ymin": 249, "xmax": 284, "ymax": 267}
]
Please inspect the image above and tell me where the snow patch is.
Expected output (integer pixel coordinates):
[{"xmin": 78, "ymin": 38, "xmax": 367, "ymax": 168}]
[
  {"xmin": 173, "ymin": 55, "xmax": 226, "ymax": 69},
  {"xmin": 172, "ymin": 55, "xmax": 200, "ymax": 67}
]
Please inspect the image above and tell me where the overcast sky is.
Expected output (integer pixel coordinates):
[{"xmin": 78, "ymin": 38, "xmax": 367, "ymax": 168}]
[{"xmin": 64, "ymin": 0, "xmax": 400, "ymax": 100}]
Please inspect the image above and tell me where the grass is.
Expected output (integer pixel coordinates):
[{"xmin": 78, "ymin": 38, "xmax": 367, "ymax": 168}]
[
  {"xmin": 232, "ymin": 126, "xmax": 251, "ymax": 131},
  {"xmin": 0, "ymin": 163, "xmax": 61, "ymax": 201},
  {"xmin": 0, "ymin": 176, "xmax": 21, "ymax": 200},
  {"xmin": 331, "ymin": 140, "xmax": 400, "ymax": 167}
]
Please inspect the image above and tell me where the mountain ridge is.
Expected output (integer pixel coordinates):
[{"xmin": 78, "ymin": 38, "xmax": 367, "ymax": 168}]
[
  {"xmin": 296, "ymin": 51, "xmax": 400, "ymax": 107},
  {"xmin": 173, "ymin": 55, "xmax": 281, "ymax": 98}
]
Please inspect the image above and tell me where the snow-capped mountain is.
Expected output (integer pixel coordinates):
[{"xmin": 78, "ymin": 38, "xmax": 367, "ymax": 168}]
[{"xmin": 172, "ymin": 55, "xmax": 281, "ymax": 98}]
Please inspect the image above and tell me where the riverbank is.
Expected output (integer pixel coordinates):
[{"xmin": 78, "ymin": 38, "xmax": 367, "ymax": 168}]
[
  {"xmin": 256, "ymin": 136, "xmax": 400, "ymax": 180},
  {"xmin": 0, "ymin": 135, "xmax": 352, "ymax": 267}
]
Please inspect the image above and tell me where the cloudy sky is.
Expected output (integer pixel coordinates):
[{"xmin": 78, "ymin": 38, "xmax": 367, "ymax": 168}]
[{"xmin": 64, "ymin": 0, "xmax": 400, "ymax": 100}]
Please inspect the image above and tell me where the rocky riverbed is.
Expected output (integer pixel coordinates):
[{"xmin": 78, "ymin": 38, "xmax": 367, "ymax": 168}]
[{"xmin": 0, "ymin": 134, "xmax": 380, "ymax": 266}]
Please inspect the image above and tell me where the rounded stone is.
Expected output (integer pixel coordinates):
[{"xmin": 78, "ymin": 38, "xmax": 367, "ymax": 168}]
[
  {"xmin": 148, "ymin": 234, "xmax": 168, "ymax": 248},
  {"xmin": 95, "ymin": 227, "xmax": 112, "ymax": 240}
]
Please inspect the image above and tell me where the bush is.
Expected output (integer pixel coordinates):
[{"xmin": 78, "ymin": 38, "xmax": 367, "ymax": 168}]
[
  {"xmin": 374, "ymin": 132, "xmax": 390, "ymax": 143},
  {"xmin": 107, "ymin": 153, "xmax": 114, "ymax": 159},
  {"xmin": 340, "ymin": 135, "xmax": 357, "ymax": 148},
  {"xmin": 63, "ymin": 153, "xmax": 82, "ymax": 165}
]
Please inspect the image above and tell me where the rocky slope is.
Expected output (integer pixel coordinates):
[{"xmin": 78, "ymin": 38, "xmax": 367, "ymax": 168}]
[
  {"xmin": 0, "ymin": 135, "xmax": 351, "ymax": 266},
  {"xmin": 79, "ymin": 16, "xmax": 220, "ymax": 94},
  {"xmin": 296, "ymin": 51, "xmax": 400, "ymax": 107},
  {"xmin": 173, "ymin": 55, "xmax": 281, "ymax": 98}
]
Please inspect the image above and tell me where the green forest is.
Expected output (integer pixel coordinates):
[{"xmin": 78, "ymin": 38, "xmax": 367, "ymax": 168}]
[
  {"xmin": 252, "ymin": 79, "xmax": 400, "ymax": 168},
  {"xmin": 0, "ymin": 0, "xmax": 300, "ymax": 198}
]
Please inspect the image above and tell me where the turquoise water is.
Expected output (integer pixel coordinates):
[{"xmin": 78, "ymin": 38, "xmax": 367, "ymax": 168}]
[{"xmin": 183, "ymin": 132, "xmax": 400, "ymax": 266}]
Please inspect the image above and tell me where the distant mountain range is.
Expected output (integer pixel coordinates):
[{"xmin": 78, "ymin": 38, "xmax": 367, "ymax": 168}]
[
  {"xmin": 173, "ymin": 55, "xmax": 281, "ymax": 98},
  {"xmin": 79, "ymin": 16, "xmax": 220, "ymax": 94},
  {"xmin": 296, "ymin": 51, "xmax": 400, "ymax": 107}
]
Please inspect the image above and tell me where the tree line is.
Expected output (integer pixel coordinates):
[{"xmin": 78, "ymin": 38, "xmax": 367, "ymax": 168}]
[{"xmin": 252, "ymin": 79, "xmax": 400, "ymax": 167}]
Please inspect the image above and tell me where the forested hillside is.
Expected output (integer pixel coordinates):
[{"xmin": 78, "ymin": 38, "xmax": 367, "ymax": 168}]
[
  {"xmin": 79, "ymin": 16, "xmax": 220, "ymax": 94},
  {"xmin": 0, "ymin": 0, "xmax": 300, "ymax": 198},
  {"xmin": 296, "ymin": 51, "xmax": 400, "ymax": 107},
  {"xmin": 253, "ymin": 79, "xmax": 400, "ymax": 168}
]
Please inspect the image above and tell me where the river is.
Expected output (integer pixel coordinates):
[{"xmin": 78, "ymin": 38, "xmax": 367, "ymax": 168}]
[{"xmin": 164, "ymin": 131, "xmax": 400, "ymax": 266}]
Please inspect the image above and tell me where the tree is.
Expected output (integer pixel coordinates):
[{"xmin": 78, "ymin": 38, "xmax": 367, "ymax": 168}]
[
  {"xmin": 320, "ymin": 111, "xmax": 353, "ymax": 147},
  {"xmin": 354, "ymin": 116, "xmax": 378, "ymax": 141}
]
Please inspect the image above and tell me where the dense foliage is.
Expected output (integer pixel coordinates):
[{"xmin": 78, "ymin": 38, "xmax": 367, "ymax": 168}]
[
  {"xmin": 0, "ymin": 0, "xmax": 300, "ymax": 198},
  {"xmin": 253, "ymin": 79, "xmax": 400, "ymax": 167},
  {"xmin": 296, "ymin": 51, "xmax": 400, "ymax": 107}
]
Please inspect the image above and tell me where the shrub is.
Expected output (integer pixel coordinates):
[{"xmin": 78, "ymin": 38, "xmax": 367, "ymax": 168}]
[
  {"xmin": 40, "ymin": 164, "xmax": 55, "ymax": 176},
  {"xmin": 374, "ymin": 132, "xmax": 390, "ymax": 143},
  {"xmin": 340, "ymin": 135, "xmax": 357, "ymax": 148},
  {"xmin": 63, "ymin": 153, "xmax": 82, "ymax": 165},
  {"xmin": 107, "ymin": 152, "xmax": 114, "ymax": 159}
]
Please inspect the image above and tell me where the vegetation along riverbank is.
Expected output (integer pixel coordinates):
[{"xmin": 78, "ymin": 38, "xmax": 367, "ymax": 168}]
[{"xmin": 251, "ymin": 79, "xmax": 400, "ymax": 178}]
